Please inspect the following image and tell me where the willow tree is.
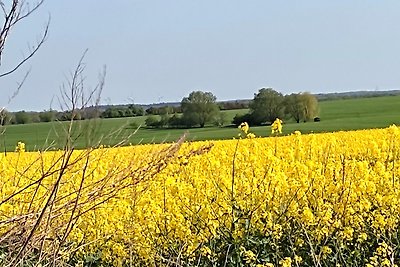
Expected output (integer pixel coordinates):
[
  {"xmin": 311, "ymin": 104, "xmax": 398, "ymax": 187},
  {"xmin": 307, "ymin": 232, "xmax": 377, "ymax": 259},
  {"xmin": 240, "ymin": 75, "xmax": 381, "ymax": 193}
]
[{"xmin": 284, "ymin": 92, "xmax": 319, "ymax": 123}]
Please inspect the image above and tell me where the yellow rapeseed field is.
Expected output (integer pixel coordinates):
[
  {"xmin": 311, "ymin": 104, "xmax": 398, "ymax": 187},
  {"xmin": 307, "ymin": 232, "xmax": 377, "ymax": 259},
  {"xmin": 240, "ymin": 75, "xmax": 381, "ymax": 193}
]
[{"xmin": 1, "ymin": 125, "xmax": 400, "ymax": 266}]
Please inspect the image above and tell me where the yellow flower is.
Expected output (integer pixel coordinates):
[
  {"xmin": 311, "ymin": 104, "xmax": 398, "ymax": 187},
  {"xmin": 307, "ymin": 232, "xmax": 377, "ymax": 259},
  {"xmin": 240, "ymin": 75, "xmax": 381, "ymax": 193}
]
[
  {"xmin": 342, "ymin": 226, "xmax": 354, "ymax": 240},
  {"xmin": 239, "ymin": 122, "xmax": 249, "ymax": 134},
  {"xmin": 381, "ymin": 258, "xmax": 391, "ymax": 267},
  {"xmin": 294, "ymin": 255, "xmax": 302, "ymax": 263},
  {"xmin": 302, "ymin": 207, "xmax": 314, "ymax": 224},
  {"xmin": 200, "ymin": 246, "xmax": 212, "ymax": 257},
  {"xmin": 242, "ymin": 249, "xmax": 256, "ymax": 263},
  {"xmin": 357, "ymin": 232, "xmax": 368, "ymax": 243},
  {"xmin": 271, "ymin": 118, "xmax": 283, "ymax": 134},
  {"xmin": 322, "ymin": 246, "xmax": 332, "ymax": 255},
  {"xmin": 295, "ymin": 238, "xmax": 304, "ymax": 247},
  {"xmin": 279, "ymin": 257, "xmax": 292, "ymax": 267},
  {"xmin": 1, "ymin": 125, "xmax": 400, "ymax": 264},
  {"xmin": 15, "ymin": 141, "xmax": 26, "ymax": 152},
  {"xmin": 247, "ymin": 133, "xmax": 256, "ymax": 139}
]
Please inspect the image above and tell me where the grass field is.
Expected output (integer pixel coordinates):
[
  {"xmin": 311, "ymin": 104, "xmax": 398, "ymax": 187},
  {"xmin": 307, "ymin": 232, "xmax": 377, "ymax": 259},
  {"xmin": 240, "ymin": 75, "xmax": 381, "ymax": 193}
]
[{"xmin": 1, "ymin": 95, "xmax": 399, "ymax": 151}]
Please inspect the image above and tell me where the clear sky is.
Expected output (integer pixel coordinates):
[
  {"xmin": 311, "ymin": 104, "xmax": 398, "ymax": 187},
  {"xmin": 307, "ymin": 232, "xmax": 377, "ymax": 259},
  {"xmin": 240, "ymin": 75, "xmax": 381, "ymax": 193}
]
[{"xmin": 2, "ymin": 0, "xmax": 400, "ymax": 111}]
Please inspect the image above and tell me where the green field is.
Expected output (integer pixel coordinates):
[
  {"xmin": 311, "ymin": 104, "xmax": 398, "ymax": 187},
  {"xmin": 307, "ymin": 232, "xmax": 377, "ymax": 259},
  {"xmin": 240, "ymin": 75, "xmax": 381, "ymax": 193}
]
[{"xmin": 1, "ymin": 95, "xmax": 399, "ymax": 151}]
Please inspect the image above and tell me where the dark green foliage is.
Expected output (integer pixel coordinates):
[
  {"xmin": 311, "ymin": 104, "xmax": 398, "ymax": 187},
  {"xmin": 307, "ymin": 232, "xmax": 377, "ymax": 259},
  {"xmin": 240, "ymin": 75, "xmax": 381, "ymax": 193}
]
[
  {"xmin": 144, "ymin": 114, "xmax": 170, "ymax": 128},
  {"xmin": 38, "ymin": 110, "xmax": 56, "ymax": 122},
  {"xmin": 232, "ymin": 112, "xmax": 257, "ymax": 126},
  {"xmin": 128, "ymin": 104, "xmax": 145, "ymax": 116},
  {"xmin": 219, "ymin": 100, "xmax": 250, "ymax": 110},
  {"xmin": 101, "ymin": 105, "xmax": 144, "ymax": 119},
  {"xmin": 145, "ymin": 106, "xmax": 181, "ymax": 115},
  {"xmin": 168, "ymin": 114, "xmax": 185, "ymax": 128},
  {"xmin": 145, "ymin": 113, "xmax": 196, "ymax": 129},
  {"xmin": 212, "ymin": 112, "xmax": 227, "ymax": 127},
  {"xmin": 235, "ymin": 89, "xmax": 319, "ymax": 125},
  {"xmin": 249, "ymin": 88, "xmax": 284, "ymax": 125},
  {"xmin": 145, "ymin": 115, "xmax": 161, "ymax": 128},
  {"xmin": 181, "ymin": 91, "xmax": 220, "ymax": 128},
  {"xmin": 101, "ymin": 108, "xmax": 121, "ymax": 118},
  {"xmin": 14, "ymin": 111, "xmax": 31, "ymax": 124},
  {"xmin": 56, "ymin": 111, "xmax": 82, "ymax": 121}
]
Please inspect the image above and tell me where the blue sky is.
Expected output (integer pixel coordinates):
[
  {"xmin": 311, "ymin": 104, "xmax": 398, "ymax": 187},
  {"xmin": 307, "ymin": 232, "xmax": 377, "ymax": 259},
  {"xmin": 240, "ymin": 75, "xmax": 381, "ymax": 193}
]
[{"xmin": 2, "ymin": 0, "xmax": 400, "ymax": 111}]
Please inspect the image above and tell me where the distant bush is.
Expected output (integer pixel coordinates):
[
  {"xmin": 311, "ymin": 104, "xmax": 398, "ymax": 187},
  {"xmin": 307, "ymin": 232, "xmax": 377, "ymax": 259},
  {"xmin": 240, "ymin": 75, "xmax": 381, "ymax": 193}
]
[
  {"xmin": 168, "ymin": 114, "xmax": 185, "ymax": 128},
  {"xmin": 232, "ymin": 113, "xmax": 259, "ymax": 126},
  {"xmin": 213, "ymin": 112, "xmax": 227, "ymax": 127},
  {"xmin": 145, "ymin": 114, "xmax": 193, "ymax": 129},
  {"xmin": 39, "ymin": 110, "xmax": 56, "ymax": 122},
  {"xmin": 145, "ymin": 116, "xmax": 160, "ymax": 128},
  {"xmin": 14, "ymin": 111, "xmax": 31, "ymax": 124}
]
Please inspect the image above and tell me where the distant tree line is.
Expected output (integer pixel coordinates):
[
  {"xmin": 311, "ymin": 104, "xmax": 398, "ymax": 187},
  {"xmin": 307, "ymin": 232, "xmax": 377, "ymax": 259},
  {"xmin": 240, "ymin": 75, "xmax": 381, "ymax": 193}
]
[
  {"xmin": 316, "ymin": 90, "xmax": 400, "ymax": 101},
  {"xmin": 145, "ymin": 106, "xmax": 182, "ymax": 115},
  {"xmin": 1, "ymin": 88, "xmax": 318, "ymax": 127},
  {"xmin": 145, "ymin": 88, "xmax": 319, "ymax": 129},
  {"xmin": 101, "ymin": 104, "xmax": 144, "ymax": 118},
  {"xmin": 0, "ymin": 104, "xmax": 145, "ymax": 125},
  {"xmin": 0, "ymin": 109, "xmax": 89, "ymax": 125},
  {"xmin": 218, "ymin": 100, "xmax": 250, "ymax": 110}
]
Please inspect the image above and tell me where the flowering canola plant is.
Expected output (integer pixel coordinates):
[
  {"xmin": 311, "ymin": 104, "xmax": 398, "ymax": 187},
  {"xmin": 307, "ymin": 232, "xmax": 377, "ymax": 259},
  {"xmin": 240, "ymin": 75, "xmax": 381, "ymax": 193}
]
[
  {"xmin": 15, "ymin": 141, "xmax": 25, "ymax": 152},
  {"xmin": 271, "ymin": 118, "xmax": 283, "ymax": 134},
  {"xmin": 238, "ymin": 122, "xmax": 256, "ymax": 139},
  {"xmin": 1, "ymin": 125, "xmax": 400, "ymax": 266}
]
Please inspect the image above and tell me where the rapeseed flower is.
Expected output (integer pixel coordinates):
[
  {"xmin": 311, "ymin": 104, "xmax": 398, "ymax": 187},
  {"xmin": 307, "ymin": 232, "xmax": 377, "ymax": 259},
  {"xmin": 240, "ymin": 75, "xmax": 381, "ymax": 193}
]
[
  {"xmin": 271, "ymin": 118, "xmax": 283, "ymax": 134},
  {"xmin": 0, "ymin": 125, "xmax": 400, "ymax": 265},
  {"xmin": 15, "ymin": 141, "xmax": 25, "ymax": 152}
]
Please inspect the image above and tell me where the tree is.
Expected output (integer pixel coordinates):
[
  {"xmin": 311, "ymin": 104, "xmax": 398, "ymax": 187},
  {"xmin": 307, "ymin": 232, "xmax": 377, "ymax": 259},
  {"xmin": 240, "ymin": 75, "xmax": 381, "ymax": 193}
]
[
  {"xmin": 14, "ymin": 110, "xmax": 31, "ymax": 124},
  {"xmin": 299, "ymin": 92, "xmax": 319, "ymax": 121},
  {"xmin": 101, "ymin": 107, "xmax": 122, "ymax": 118},
  {"xmin": 128, "ymin": 104, "xmax": 145, "ymax": 116},
  {"xmin": 39, "ymin": 110, "xmax": 56, "ymax": 122},
  {"xmin": 145, "ymin": 115, "xmax": 159, "ymax": 128},
  {"xmin": 249, "ymin": 88, "xmax": 284, "ymax": 124},
  {"xmin": 284, "ymin": 92, "xmax": 319, "ymax": 123},
  {"xmin": 232, "ymin": 112, "xmax": 255, "ymax": 126},
  {"xmin": 181, "ymin": 91, "xmax": 219, "ymax": 128},
  {"xmin": 284, "ymin": 93, "xmax": 303, "ymax": 123},
  {"xmin": 168, "ymin": 114, "xmax": 184, "ymax": 128},
  {"xmin": 212, "ymin": 112, "xmax": 227, "ymax": 127}
]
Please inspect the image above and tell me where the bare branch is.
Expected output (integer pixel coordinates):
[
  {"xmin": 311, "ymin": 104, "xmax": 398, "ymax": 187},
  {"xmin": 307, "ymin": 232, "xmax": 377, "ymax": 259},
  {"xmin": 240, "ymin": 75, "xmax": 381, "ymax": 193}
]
[
  {"xmin": 0, "ymin": 0, "xmax": 49, "ymax": 78},
  {"xmin": 0, "ymin": 16, "xmax": 49, "ymax": 77},
  {"xmin": 7, "ymin": 67, "xmax": 30, "ymax": 103},
  {"xmin": 12, "ymin": 0, "xmax": 45, "ymax": 26}
]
